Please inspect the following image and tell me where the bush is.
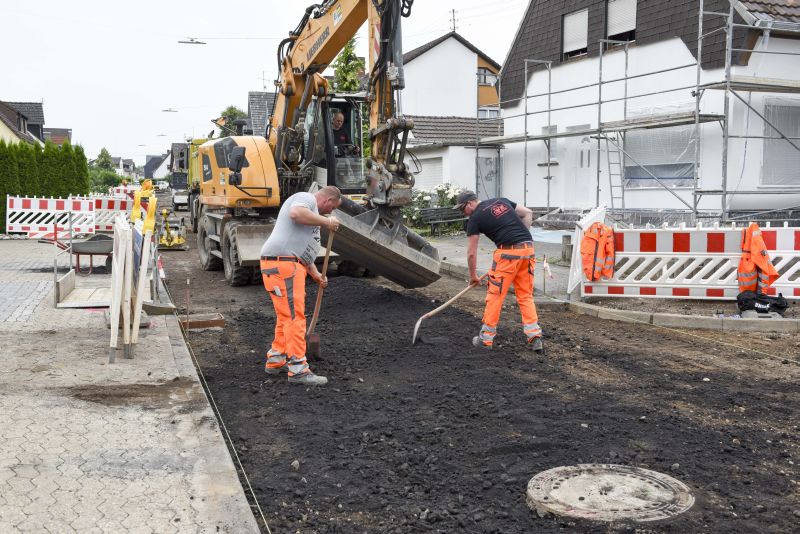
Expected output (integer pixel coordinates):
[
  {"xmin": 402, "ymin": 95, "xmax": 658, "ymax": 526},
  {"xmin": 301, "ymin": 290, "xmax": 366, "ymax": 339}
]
[
  {"xmin": 0, "ymin": 140, "xmax": 21, "ymax": 233},
  {"xmin": 14, "ymin": 142, "xmax": 40, "ymax": 197}
]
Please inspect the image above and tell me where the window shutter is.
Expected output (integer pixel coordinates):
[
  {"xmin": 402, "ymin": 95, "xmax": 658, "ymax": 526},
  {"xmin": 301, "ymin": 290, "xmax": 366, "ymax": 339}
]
[
  {"xmin": 563, "ymin": 9, "xmax": 589, "ymax": 53},
  {"xmin": 607, "ymin": 0, "xmax": 637, "ymax": 36}
]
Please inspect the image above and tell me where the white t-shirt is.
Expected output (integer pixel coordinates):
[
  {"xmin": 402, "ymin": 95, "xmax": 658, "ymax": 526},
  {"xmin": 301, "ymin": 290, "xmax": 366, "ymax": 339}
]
[{"xmin": 260, "ymin": 192, "xmax": 320, "ymax": 266}]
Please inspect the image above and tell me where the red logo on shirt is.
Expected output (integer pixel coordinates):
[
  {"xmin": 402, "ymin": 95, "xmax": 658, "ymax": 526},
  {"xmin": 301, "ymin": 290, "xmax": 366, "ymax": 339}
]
[{"xmin": 491, "ymin": 203, "xmax": 510, "ymax": 217}]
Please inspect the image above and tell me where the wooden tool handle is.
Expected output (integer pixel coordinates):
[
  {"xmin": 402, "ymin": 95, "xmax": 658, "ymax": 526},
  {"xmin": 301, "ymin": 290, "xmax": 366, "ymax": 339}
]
[
  {"xmin": 307, "ymin": 230, "xmax": 335, "ymax": 336},
  {"xmin": 421, "ymin": 273, "xmax": 488, "ymax": 321}
]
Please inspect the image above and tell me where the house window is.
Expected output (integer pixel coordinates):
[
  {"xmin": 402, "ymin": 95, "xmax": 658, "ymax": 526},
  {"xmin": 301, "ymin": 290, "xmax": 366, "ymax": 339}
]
[
  {"xmin": 478, "ymin": 108, "xmax": 500, "ymax": 119},
  {"xmin": 623, "ymin": 125, "xmax": 695, "ymax": 188},
  {"xmin": 607, "ymin": 0, "xmax": 636, "ymax": 42},
  {"xmin": 562, "ymin": 9, "xmax": 589, "ymax": 60},
  {"xmin": 762, "ymin": 100, "xmax": 800, "ymax": 186},
  {"xmin": 478, "ymin": 67, "xmax": 496, "ymax": 86}
]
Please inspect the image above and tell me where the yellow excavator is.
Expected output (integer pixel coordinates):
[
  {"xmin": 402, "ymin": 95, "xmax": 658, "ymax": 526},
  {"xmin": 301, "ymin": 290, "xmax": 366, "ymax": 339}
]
[{"xmin": 188, "ymin": 0, "xmax": 439, "ymax": 287}]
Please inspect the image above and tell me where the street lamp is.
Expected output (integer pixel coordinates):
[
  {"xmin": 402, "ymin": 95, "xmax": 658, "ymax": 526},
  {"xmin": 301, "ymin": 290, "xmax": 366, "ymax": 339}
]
[
  {"xmin": 162, "ymin": 108, "xmax": 178, "ymax": 113},
  {"xmin": 178, "ymin": 37, "xmax": 206, "ymax": 45}
]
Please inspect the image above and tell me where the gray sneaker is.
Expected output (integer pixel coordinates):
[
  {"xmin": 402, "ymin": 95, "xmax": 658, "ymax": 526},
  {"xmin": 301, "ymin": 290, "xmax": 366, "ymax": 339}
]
[
  {"xmin": 288, "ymin": 371, "xmax": 328, "ymax": 386},
  {"xmin": 472, "ymin": 336, "xmax": 493, "ymax": 350},
  {"xmin": 527, "ymin": 337, "xmax": 544, "ymax": 354}
]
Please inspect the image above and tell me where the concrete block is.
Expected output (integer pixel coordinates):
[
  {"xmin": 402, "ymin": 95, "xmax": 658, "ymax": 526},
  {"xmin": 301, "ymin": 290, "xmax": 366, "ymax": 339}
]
[
  {"xmin": 597, "ymin": 308, "xmax": 652, "ymax": 325},
  {"xmin": 439, "ymin": 261, "xmax": 469, "ymax": 280},
  {"xmin": 652, "ymin": 313, "xmax": 723, "ymax": 330},
  {"xmin": 568, "ymin": 301, "xmax": 600, "ymax": 318},
  {"xmin": 722, "ymin": 316, "xmax": 800, "ymax": 333}
]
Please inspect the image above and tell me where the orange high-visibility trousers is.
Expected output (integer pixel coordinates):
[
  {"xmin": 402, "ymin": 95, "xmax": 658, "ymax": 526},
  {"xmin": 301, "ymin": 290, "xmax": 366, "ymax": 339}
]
[
  {"xmin": 477, "ymin": 246, "xmax": 541, "ymax": 347},
  {"xmin": 260, "ymin": 258, "xmax": 311, "ymax": 376}
]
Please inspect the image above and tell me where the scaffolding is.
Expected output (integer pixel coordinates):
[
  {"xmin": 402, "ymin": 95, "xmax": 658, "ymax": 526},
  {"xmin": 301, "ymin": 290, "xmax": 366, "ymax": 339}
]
[{"xmin": 475, "ymin": 0, "xmax": 800, "ymax": 223}]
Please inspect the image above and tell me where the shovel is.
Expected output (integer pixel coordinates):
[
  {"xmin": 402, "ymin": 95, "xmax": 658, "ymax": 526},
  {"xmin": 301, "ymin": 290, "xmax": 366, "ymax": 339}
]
[
  {"xmin": 306, "ymin": 231, "xmax": 334, "ymax": 358},
  {"xmin": 412, "ymin": 273, "xmax": 488, "ymax": 345}
]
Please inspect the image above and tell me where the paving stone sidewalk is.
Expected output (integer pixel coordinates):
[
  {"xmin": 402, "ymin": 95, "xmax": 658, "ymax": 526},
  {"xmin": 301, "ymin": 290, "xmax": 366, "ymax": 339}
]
[{"xmin": 0, "ymin": 240, "xmax": 259, "ymax": 533}]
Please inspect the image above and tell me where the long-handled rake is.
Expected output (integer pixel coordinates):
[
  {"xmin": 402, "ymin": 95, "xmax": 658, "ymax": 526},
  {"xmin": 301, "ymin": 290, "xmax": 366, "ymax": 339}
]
[{"xmin": 412, "ymin": 273, "xmax": 487, "ymax": 345}]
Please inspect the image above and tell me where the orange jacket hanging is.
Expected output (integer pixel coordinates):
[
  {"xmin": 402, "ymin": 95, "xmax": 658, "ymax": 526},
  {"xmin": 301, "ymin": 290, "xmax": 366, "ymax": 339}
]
[
  {"xmin": 581, "ymin": 222, "xmax": 615, "ymax": 281},
  {"xmin": 738, "ymin": 222, "xmax": 779, "ymax": 293}
]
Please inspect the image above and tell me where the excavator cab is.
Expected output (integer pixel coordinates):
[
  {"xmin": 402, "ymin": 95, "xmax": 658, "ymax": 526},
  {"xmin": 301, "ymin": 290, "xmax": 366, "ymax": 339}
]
[{"xmin": 305, "ymin": 93, "xmax": 368, "ymax": 199}]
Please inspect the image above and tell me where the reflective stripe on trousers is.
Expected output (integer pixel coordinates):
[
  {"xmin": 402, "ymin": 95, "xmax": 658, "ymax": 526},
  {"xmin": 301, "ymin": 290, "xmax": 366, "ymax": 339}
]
[
  {"xmin": 480, "ymin": 246, "xmax": 540, "ymax": 344},
  {"xmin": 266, "ymin": 348, "xmax": 286, "ymax": 369},
  {"xmin": 260, "ymin": 258, "xmax": 312, "ymax": 374}
]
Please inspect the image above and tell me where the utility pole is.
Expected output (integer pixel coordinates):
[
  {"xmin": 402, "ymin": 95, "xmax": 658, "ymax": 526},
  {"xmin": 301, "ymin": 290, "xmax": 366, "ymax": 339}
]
[{"xmin": 450, "ymin": 9, "xmax": 457, "ymax": 32}]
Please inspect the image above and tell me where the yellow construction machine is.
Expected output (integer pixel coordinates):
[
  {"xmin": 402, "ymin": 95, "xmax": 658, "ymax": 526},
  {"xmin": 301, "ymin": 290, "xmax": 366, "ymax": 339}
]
[
  {"xmin": 188, "ymin": 0, "xmax": 440, "ymax": 287},
  {"xmin": 158, "ymin": 208, "xmax": 188, "ymax": 251}
]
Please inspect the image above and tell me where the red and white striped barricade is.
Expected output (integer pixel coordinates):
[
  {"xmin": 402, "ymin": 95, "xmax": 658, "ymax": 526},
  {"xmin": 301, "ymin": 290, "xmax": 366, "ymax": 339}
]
[
  {"xmin": 577, "ymin": 220, "xmax": 800, "ymax": 300},
  {"xmin": 93, "ymin": 196, "xmax": 133, "ymax": 232},
  {"xmin": 5, "ymin": 196, "xmax": 95, "ymax": 240},
  {"xmin": 112, "ymin": 185, "xmax": 140, "ymax": 199}
]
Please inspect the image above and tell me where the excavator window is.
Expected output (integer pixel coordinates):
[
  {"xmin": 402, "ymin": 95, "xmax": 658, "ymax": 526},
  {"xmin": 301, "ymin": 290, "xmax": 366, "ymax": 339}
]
[{"xmin": 201, "ymin": 154, "xmax": 212, "ymax": 182}]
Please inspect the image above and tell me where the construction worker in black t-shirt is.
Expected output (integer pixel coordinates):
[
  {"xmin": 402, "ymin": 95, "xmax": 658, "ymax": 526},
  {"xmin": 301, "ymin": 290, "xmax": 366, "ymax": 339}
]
[
  {"xmin": 332, "ymin": 112, "xmax": 351, "ymax": 146},
  {"xmin": 455, "ymin": 190, "xmax": 544, "ymax": 353}
]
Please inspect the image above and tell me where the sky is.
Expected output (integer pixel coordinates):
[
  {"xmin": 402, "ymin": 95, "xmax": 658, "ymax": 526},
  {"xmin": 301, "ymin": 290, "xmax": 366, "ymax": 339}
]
[{"xmin": 1, "ymin": 0, "xmax": 528, "ymax": 167}]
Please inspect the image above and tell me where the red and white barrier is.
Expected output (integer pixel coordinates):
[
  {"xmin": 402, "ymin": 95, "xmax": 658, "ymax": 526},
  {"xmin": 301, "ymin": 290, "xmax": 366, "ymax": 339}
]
[
  {"xmin": 6, "ymin": 196, "xmax": 95, "ymax": 239},
  {"xmin": 112, "ymin": 185, "xmax": 140, "ymax": 199},
  {"xmin": 570, "ymin": 209, "xmax": 800, "ymax": 300},
  {"xmin": 94, "ymin": 196, "xmax": 133, "ymax": 231}
]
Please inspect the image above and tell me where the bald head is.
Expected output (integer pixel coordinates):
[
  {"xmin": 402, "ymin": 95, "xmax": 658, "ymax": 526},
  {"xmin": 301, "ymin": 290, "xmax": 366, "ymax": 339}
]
[{"xmin": 315, "ymin": 186, "xmax": 342, "ymax": 215}]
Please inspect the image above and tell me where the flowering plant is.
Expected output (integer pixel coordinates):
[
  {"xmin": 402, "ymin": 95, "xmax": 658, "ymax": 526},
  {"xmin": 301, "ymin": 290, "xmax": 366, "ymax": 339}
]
[{"xmin": 402, "ymin": 182, "xmax": 465, "ymax": 231}]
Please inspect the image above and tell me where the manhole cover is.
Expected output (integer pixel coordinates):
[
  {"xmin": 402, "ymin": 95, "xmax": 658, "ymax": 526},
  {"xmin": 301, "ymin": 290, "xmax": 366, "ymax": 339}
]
[{"xmin": 527, "ymin": 464, "xmax": 694, "ymax": 522}]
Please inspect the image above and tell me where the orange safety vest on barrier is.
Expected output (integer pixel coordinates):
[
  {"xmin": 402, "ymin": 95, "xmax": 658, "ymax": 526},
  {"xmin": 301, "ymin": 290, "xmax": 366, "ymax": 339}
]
[
  {"xmin": 581, "ymin": 222, "xmax": 615, "ymax": 281},
  {"xmin": 738, "ymin": 222, "xmax": 779, "ymax": 293}
]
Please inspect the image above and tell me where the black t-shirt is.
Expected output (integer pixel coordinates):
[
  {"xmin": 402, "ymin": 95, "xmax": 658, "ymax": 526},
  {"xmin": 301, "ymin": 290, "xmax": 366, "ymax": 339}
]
[
  {"xmin": 333, "ymin": 127, "xmax": 350, "ymax": 145},
  {"xmin": 466, "ymin": 198, "xmax": 531, "ymax": 247}
]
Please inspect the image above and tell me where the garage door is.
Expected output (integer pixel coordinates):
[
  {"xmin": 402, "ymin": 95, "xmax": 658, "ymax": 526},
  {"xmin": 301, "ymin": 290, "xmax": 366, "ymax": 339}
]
[{"xmin": 413, "ymin": 157, "xmax": 443, "ymax": 192}]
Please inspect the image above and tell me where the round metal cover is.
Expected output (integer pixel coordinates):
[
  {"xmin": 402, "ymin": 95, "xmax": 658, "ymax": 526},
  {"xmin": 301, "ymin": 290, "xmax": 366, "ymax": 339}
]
[{"xmin": 527, "ymin": 464, "xmax": 694, "ymax": 522}]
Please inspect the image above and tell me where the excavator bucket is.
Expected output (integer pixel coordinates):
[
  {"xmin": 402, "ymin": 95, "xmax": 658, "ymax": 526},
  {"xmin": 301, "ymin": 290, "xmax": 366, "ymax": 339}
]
[
  {"xmin": 228, "ymin": 204, "xmax": 441, "ymax": 288},
  {"xmin": 324, "ymin": 205, "xmax": 440, "ymax": 289},
  {"xmin": 234, "ymin": 224, "xmax": 274, "ymax": 267}
]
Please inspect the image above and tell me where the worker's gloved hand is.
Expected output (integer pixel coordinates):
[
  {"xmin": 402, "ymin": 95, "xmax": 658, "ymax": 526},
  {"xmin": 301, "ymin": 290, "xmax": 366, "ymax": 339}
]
[{"xmin": 327, "ymin": 216, "xmax": 340, "ymax": 232}]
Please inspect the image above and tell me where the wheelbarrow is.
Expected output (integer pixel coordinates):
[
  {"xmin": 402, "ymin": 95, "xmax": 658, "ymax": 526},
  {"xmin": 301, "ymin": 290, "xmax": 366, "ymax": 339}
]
[{"xmin": 71, "ymin": 234, "xmax": 114, "ymax": 276}]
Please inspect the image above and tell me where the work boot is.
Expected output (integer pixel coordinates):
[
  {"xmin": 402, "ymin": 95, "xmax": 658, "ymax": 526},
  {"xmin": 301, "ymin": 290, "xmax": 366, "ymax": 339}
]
[
  {"xmin": 265, "ymin": 350, "xmax": 287, "ymax": 374},
  {"xmin": 265, "ymin": 362, "xmax": 288, "ymax": 375},
  {"xmin": 527, "ymin": 336, "xmax": 545, "ymax": 354},
  {"xmin": 472, "ymin": 336, "xmax": 493, "ymax": 350},
  {"xmin": 288, "ymin": 371, "xmax": 328, "ymax": 386}
]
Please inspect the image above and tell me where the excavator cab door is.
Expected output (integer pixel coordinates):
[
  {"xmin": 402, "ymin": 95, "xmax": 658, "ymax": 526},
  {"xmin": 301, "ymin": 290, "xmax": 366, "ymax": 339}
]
[{"xmin": 320, "ymin": 99, "xmax": 367, "ymax": 196}]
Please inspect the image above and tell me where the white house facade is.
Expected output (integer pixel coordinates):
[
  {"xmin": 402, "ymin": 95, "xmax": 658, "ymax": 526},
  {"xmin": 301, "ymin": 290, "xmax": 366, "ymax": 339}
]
[
  {"xmin": 496, "ymin": 0, "xmax": 800, "ymax": 217},
  {"xmin": 402, "ymin": 32, "xmax": 503, "ymax": 199}
]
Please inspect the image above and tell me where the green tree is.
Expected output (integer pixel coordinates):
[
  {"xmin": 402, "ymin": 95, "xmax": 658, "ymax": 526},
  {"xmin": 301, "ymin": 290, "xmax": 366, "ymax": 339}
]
[
  {"xmin": 331, "ymin": 40, "xmax": 370, "ymax": 156},
  {"xmin": 217, "ymin": 105, "xmax": 247, "ymax": 138},
  {"xmin": 32, "ymin": 143, "xmax": 43, "ymax": 196},
  {"xmin": 59, "ymin": 142, "xmax": 79, "ymax": 196},
  {"xmin": 74, "ymin": 145, "xmax": 90, "ymax": 195},
  {"xmin": 95, "ymin": 147, "xmax": 114, "ymax": 171},
  {"xmin": 14, "ymin": 142, "xmax": 39, "ymax": 197},
  {"xmin": 331, "ymin": 38, "xmax": 365, "ymax": 92},
  {"xmin": 39, "ymin": 141, "xmax": 60, "ymax": 197},
  {"xmin": 88, "ymin": 168, "xmax": 120, "ymax": 193},
  {"xmin": 0, "ymin": 140, "xmax": 21, "ymax": 232}
]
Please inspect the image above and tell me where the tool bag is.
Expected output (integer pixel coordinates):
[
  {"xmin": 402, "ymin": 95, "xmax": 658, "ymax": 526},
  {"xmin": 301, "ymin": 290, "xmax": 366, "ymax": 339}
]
[{"xmin": 736, "ymin": 290, "xmax": 789, "ymax": 317}]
